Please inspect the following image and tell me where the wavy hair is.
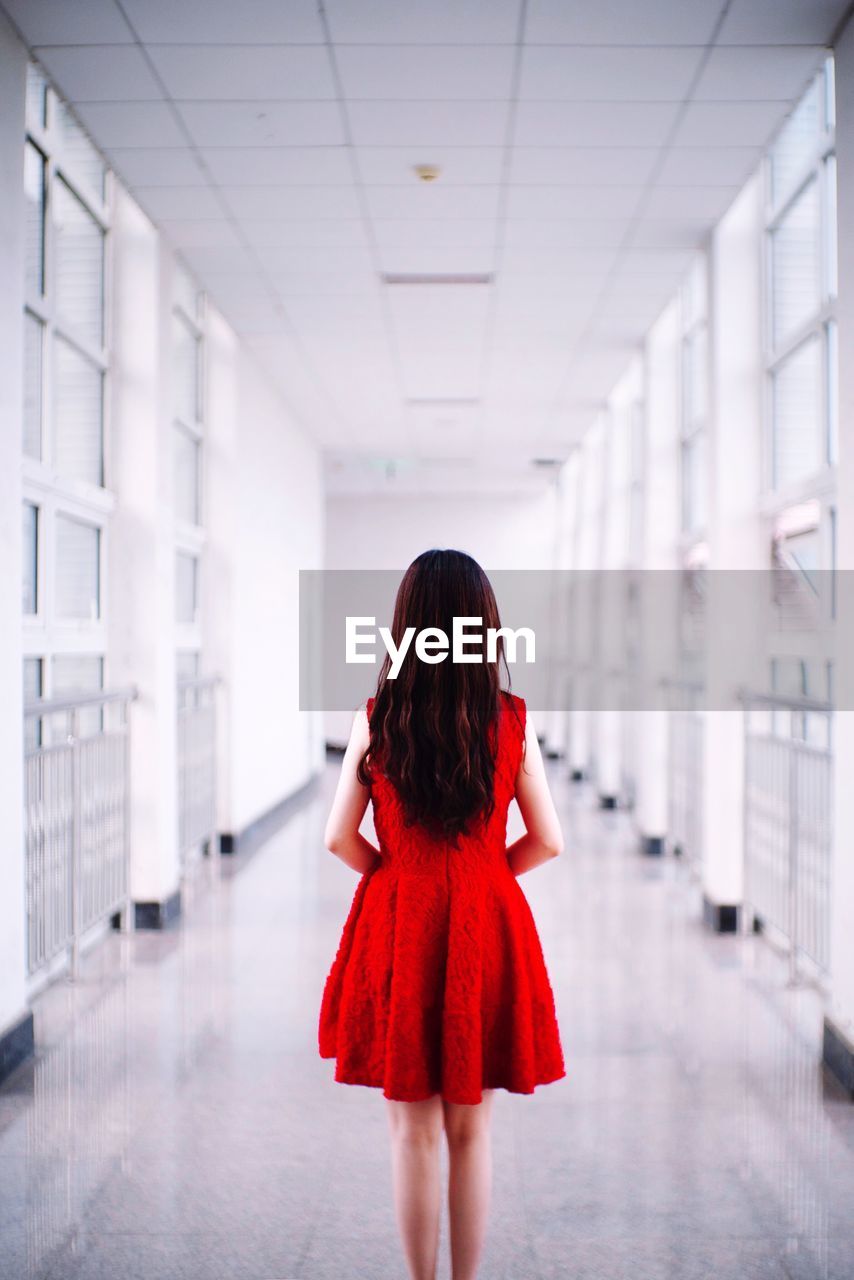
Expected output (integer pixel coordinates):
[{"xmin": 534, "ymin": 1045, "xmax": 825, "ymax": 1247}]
[{"xmin": 357, "ymin": 549, "xmax": 521, "ymax": 840}]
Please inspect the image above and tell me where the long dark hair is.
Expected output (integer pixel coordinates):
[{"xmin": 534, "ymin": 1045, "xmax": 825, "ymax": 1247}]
[{"xmin": 357, "ymin": 549, "xmax": 520, "ymax": 840}]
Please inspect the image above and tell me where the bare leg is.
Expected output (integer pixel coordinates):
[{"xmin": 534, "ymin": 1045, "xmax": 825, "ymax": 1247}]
[
  {"xmin": 443, "ymin": 1090, "xmax": 495, "ymax": 1280},
  {"xmin": 386, "ymin": 1095, "xmax": 444, "ymax": 1280}
]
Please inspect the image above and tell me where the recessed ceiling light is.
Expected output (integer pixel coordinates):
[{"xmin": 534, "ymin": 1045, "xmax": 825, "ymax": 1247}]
[{"xmin": 414, "ymin": 164, "xmax": 441, "ymax": 182}]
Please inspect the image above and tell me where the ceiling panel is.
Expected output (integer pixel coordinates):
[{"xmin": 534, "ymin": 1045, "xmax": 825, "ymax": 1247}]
[
  {"xmin": 268, "ymin": 271, "xmax": 378, "ymax": 297},
  {"xmin": 237, "ymin": 219, "xmax": 368, "ymax": 249},
  {"xmin": 627, "ymin": 219, "xmax": 708, "ymax": 250},
  {"xmin": 388, "ymin": 283, "xmax": 491, "ymax": 400},
  {"xmin": 0, "ymin": 0, "xmax": 133, "ymax": 44},
  {"xmin": 502, "ymin": 218, "xmax": 631, "ymax": 249},
  {"xmin": 261, "ymin": 243, "xmax": 375, "ymax": 273},
  {"xmin": 119, "ymin": 0, "xmax": 326, "ymax": 43},
  {"xmin": 220, "ymin": 185, "xmax": 361, "ymax": 219},
  {"xmin": 73, "ymin": 100, "xmax": 185, "ymax": 148},
  {"xmin": 32, "ymin": 44, "xmax": 162, "ymax": 101},
  {"xmin": 336, "ymin": 45, "xmax": 516, "ymax": 100},
  {"xmin": 514, "ymin": 100, "xmax": 680, "ymax": 148},
  {"xmin": 506, "ymin": 185, "xmax": 643, "ymax": 219},
  {"xmin": 103, "ymin": 146, "xmax": 208, "ymax": 186},
  {"xmin": 130, "ymin": 185, "xmax": 224, "ymax": 219},
  {"xmin": 525, "ymin": 0, "xmax": 724, "ymax": 45},
  {"xmin": 642, "ymin": 183, "xmax": 739, "ymax": 221},
  {"xmin": 519, "ymin": 46, "xmax": 704, "ymax": 101},
  {"xmin": 508, "ymin": 147, "xmax": 660, "ymax": 187},
  {"xmin": 693, "ymin": 45, "xmax": 826, "ymax": 100},
  {"xmin": 376, "ymin": 239, "xmax": 497, "ymax": 277},
  {"xmin": 156, "ymin": 218, "xmax": 240, "ymax": 247},
  {"xmin": 716, "ymin": 0, "xmax": 849, "ymax": 45},
  {"xmin": 147, "ymin": 45, "xmax": 336, "ymax": 101},
  {"xmin": 671, "ymin": 99, "xmax": 790, "ymax": 148},
  {"xmin": 177, "ymin": 101, "xmax": 344, "ymax": 148},
  {"xmin": 364, "ymin": 184, "xmax": 501, "ymax": 221},
  {"xmin": 356, "ymin": 146, "xmax": 504, "ymax": 186},
  {"xmin": 348, "ymin": 101, "xmax": 510, "ymax": 147},
  {"xmin": 655, "ymin": 146, "xmax": 760, "ymax": 186},
  {"xmin": 324, "ymin": 0, "xmax": 523, "ymax": 45},
  {"xmin": 201, "ymin": 147, "xmax": 352, "ymax": 187}
]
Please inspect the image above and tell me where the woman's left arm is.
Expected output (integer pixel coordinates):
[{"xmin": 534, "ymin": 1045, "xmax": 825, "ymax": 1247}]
[{"xmin": 324, "ymin": 705, "xmax": 381, "ymax": 874}]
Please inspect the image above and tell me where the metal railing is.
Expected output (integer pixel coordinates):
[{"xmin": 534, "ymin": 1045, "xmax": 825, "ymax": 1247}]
[
  {"xmin": 740, "ymin": 690, "xmax": 833, "ymax": 984},
  {"xmin": 177, "ymin": 675, "xmax": 219, "ymax": 864},
  {"xmin": 24, "ymin": 688, "xmax": 137, "ymax": 979},
  {"xmin": 664, "ymin": 679, "xmax": 705, "ymax": 869}
]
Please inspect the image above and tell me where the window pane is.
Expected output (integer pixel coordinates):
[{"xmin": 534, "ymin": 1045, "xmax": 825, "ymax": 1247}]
[
  {"xmin": 176, "ymin": 650, "xmax": 200, "ymax": 682},
  {"xmin": 55, "ymin": 514, "xmax": 100, "ymax": 620},
  {"xmin": 682, "ymin": 256, "xmax": 707, "ymax": 327},
  {"xmin": 825, "ymin": 153, "xmax": 837, "ymax": 299},
  {"xmin": 174, "ymin": 264, "xmax": 200, "ymax": 322},
  {"xmin": 54, "ymin": 178, "xmax": 104, "ymax": 347},
  {"xmin": 772, "ymin": 336, "xmax": 822, "ymax": 489},
  {"xmin": 22, "ymin": 503, "xmax": 38, "ymax": 615},
  {"xmin": 771, "ymin": 178, "xmax": 820, "ymax": 346},
  {"xmin": 24, "ymin": 141, "xmax": 45, "ymax": 297},
  {"xmin": 827, "ymin": 319, "xmax": 838, "ymax": 466},
  {"xmin": 173, "ymin": 313, "xmax": 201, "ymax": 425},
  {"xmin": 26, "ymin": 63, "xmax": 47, "ymax": 130},
  {"xmin": 54, "ymin": 336, "xmax": 103, "ymax": 485},
  {"xmin": 771, "ymin": 74, "xmax": 822, "ymax": 202},
  {"xmin": 174, "ymin": 425, "xmax": 201, "ymax": 524},
  {"xmin": 681, "ymin": 433, "xmax": 707, "ymax": 533},
  {"xmin": 175, "ymin": 552, "xmax": 198, "ymax": 624},
  {"xmin": 682, "ymin": 323, "xmax": 707, "ymax": 428},
  {"xmin": 52, "ymin": 654, "xmax": 104, "ymax": 737},
  {"xmin": 56, "ymin": 101, "xmax": 105, "ymax": 200},
  {"xmin": 23, "ymin": 657, "xmax": 44, "ymax": 752},
  {"xmin": 23, "ymin": 311, "xmax": 43, "ymax": 458}
]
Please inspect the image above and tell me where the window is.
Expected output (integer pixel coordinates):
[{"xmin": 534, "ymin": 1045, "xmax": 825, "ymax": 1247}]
[
  {"xmin": 172, "ymin": 261, "xmax": 206, "ymax": 677},
  {"xmin": 766, "ymin": 57, "xmax": 836, "ymax": 494},
  {"xmin": 174, "ymin": 426, "xmax": 201, "ymax": 525},
  {"xmin": 23, "ymin": 657, "xmax": 43, "ymax": 753},
  {"xmin": 679, "ymin": 254, "xmax": 709, "ymax": 536},
  {"xmin": 175, "ymin": 552, "xmax": 198, "ymax": 625},
  {"xmin": 22, "ymin": 61, "xmax": 111, "ymax": 727}
]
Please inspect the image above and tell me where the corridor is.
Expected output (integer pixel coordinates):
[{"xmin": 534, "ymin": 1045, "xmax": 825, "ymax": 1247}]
[{"xmin": 2, "ymin": 760, "xmax": 852, "ymax": 1280}]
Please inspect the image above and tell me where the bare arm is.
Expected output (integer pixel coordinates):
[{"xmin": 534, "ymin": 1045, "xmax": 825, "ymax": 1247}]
[
  {"xmin": 505, "ymin": 712, "xmax": 564, "ymax": 876},
  {"xmin": 323, "ymin": 706, "xmax": 382, "ymax": 874}
]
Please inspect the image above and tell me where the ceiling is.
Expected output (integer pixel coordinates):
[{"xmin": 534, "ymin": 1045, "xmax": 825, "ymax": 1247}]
[{"xmin": 3, "ymin": 0, "xmax": 849, "ymax": 494}]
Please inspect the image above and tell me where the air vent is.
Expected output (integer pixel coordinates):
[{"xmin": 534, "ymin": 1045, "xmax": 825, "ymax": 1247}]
[{"xmin": 381, "ymin": 273, "xmax": 494, "ymax": 286}]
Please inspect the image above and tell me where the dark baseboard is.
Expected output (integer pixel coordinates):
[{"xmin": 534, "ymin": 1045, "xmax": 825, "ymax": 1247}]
[
  {"xmin": 134, "ymin": 888, "xmax": 182, "ymax": 931},
  {"xmin": 702, "ymin": 893, "xmax": 740, "ymax": 934},
  {"xmin": 0, "ymin": 1010, "xmax": 34, "ymax": 1086},
  {"xmin": 598, "ymin": 794, "xmax": 618, "ymax": 810},
  {"xmin": 823, "ymin": 1016, "xmax": 854, "ymax": 1098},
  {"xmin": 640, "ymin": 834, "xmax": 665, "ymax": 857},
  {"xmin": 220, "ymin": 772, "xmax": 321, "ymax": 860},
  {"xmin": 570, "ymin": 768, "xmax": 585, "ymax": 782}
]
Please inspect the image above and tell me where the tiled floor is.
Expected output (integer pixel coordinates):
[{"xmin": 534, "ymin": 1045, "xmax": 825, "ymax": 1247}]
[{"xmin": 1, "ymin": 763, "xmax": 853, "ymax": 1279}]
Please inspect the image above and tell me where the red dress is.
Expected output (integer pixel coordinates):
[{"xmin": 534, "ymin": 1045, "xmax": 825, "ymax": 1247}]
[{"xmin": 318, "ymin": 692, "xmax": 566, "ymax": 1105}]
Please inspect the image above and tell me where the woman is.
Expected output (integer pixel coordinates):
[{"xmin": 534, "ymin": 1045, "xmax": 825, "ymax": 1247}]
[{"xmin": 318, "ymin": 549, "xmax": 566, "ymax": 1280}]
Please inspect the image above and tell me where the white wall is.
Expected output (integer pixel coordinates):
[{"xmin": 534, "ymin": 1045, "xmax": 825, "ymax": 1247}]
[{"xmin": 0, "ymin": 12, "xmax": 29, "ymax": 1038}]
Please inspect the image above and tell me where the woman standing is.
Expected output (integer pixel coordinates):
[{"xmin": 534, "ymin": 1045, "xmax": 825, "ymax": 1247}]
[{"xmin": 319, "ymin": 549, "xmax": 566, "ymax": 1280}]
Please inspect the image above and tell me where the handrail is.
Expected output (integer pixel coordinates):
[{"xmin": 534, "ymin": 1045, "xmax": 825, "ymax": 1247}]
[
  {"xmin": 24, "ymin": 686, "xmax": 138, "ymax": 718},
  {"xmin": 736, "ymin": 688, "xmax": 833, "ymax": 715}
]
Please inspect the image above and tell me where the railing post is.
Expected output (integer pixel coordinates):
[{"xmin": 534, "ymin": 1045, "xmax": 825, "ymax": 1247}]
[
  {"xmin": 740, "ymin": 701, "xmax": 752, "ymax": 938},
  {"xmin": 69, "ymin": 706, "xmax": 80, "ymax": 982},
  {"xmin": 787, "ymin": 708, "xmax": 800, "ymax": 987}
]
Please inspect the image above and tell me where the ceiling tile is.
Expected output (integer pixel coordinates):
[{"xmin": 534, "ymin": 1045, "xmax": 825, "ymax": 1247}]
[
  {"xmin": 694, "ymin": 45, "xmax": 825, "ymax": 102},
  {"xmin": 716, "ymin": 0, "xmax": 849, "ymax": 45},
  {"xmin": 0, "ymin": 0, "xmax": 133, "ymax": 43},
  {"xmin": 364, "ymin": 185, "xmax": 501, "ymax": 221},
  {"xmin": 262, "ymin": 243, "xmax": 375, "ymax": 273},
  {"xmin": 387, "ymin": 283, "xmax": 491, "ymax": 400},
  {"xmin": 119, "ymin": 0, "xmax": 325, "ymax": 42},
  {"xmin": 519, "ymin": 46, "xmax": 703, "ymax": 101},
  {"xmin": 628, "ymin": 219, "xmax": 707, "ymax": 250},
  {"xmin": 178, "ymin": 244, "xmax": 258, "ymax": 276},
  {"xmin": 106, "ymin": 146, "xmax": 208, "ymax": 186},
  {"xmin": 155, "ymin": 217, "xmax": 241, "ymax": 247},
  {"xmin": 336, "ymin": 45, "xmax": 516, "ymax": 100},
  {"xmin": 147, "ymin": 45, "xmax": 336, "ymax": 100},
  {"xmin": 238, "ymin": 219, "xmax": 367, "ymax": 249},
  {"xmin": 268, "ymin": 271, "xmax": 378, "ymax": 297},
  {"xmin": 655, "ymin": 146, "xmax": 759, "ymax": 186},
  {"xmin": 220, "ymin": 185, "xmax": 361, "ymax": 219},
  {"xmin": 525, "ymin": 0, "xmax": 722, "ymax": 44},
  {"xmin": 348, "ymin": 100, "xmax": 510, "ymax": 147},
  {"xmin": 356, "ymin": 147, "xmax": 504, "ymax": 186},
  {"xmin": 514, "ymin": 101, "xmax": 680, "ymax": 148},
  {"xmin": 73, "ymin": 100, "xmax": 185, "ymax": 148},
  {"xmin": 178, "ymin": 101, "xmax": 344, "ymax": 148},
  {"xmin": 31, "ymin": 45, "xmax": 162, "ymax": 101},
  {"xmin": 376, "ymin": 237, "xmax": 496, "ymax": 276},
  {"xmin": 508, "ymin": 147, "xmax": 659, "ymax": 187},
  {"xmin": 502, "ymin": 218, "xmax": 631, "ymax": 249},
  {"xmin": 201, "ymin": 147, "xmax": 352, "ymax": 186},
  {"xmin": 373, "ymin": 218, "xmax": 496, "ymax": 252},
  {"xmin": 325, "ymin": 0, "xmax": 522, "ymax": 44},
  {"xmin": 643, "ymin": 184, "xmax": 738, "ymax": 221},
  {"xmin": 506, "ymin": 185, "xmax": 642, "ymax": 219},
  {"xmin": 130, "ymin": 185, "xmax": 224, "ymax": 219},
  {"xmin": 671, "ymin": 99, "xmax": 788, "ymax": 148}
]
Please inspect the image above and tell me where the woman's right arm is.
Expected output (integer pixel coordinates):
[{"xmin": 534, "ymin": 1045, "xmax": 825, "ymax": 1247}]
[
  {"xmin": 324, "ymin": 705, "xmax": 381, "ymax": 875},
  {"xmin": 505, "ymin": 712, "xmax": 565, "ymax": 876}
]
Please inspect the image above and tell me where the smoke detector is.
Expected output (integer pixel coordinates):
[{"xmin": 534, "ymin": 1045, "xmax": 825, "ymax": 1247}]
[{"xmin": 413, "ymin": 163, "xmax": 441, "ymax": 183}]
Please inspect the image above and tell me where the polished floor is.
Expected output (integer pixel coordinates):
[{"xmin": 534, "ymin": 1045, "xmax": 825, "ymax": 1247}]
[{"xmin": 1, "ymin": 761, "xmax": 854, "ymax": 1280}]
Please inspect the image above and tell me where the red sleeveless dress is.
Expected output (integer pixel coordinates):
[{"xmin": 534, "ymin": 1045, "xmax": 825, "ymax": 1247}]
[{"xmin": 318, "ymin": 692, "xmax": 566, "ymax": 1105}]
